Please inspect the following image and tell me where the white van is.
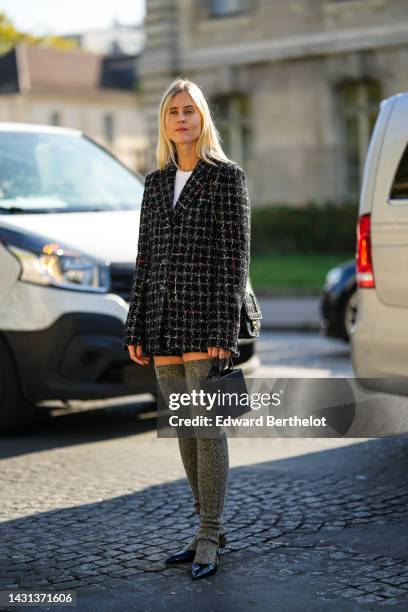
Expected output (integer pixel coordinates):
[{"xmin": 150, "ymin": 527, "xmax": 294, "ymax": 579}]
[
  {"xmin": 0, "ymin": 123, "xmax": 260, "ymax": 433},
  {"xmin": 351, "ymin": 92, "xmax": 408, "ymax": 395}
]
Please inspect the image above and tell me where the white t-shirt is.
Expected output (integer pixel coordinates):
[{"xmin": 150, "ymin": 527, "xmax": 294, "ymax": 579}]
[{"xmin": 173, "ymin": 169, "xmax": 193, "ymax": 207}]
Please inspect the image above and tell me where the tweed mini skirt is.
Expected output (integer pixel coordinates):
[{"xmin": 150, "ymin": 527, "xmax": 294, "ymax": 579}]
[{"xmin": 154, "ymin": 291, "xmax": 234, "ymax": 357}]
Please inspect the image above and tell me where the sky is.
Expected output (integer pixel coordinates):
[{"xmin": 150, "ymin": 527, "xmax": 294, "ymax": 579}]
[{"xmin": 0, "ymin": 0, "xmax": 146, "ymax": 35}]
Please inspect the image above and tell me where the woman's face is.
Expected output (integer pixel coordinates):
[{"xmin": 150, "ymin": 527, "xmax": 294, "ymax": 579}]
[{"xmin": 165, "ymin": 91, "xmax": 202, "ymax": 146}]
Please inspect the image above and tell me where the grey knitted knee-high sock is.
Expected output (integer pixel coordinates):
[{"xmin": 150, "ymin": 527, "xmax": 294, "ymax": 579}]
[
  {"xmin": 154, "ymin": 363, "xmax": 201, "ymax": 551},
  {"xmin": 154, "ymin": 361, "xmax": 227, "ymax": 552},
  {"xmin": 184, "ymin": 358, "xmax": 230, "ymax": 564},
  {"xmin": 178, "ymin": 437, "xmax": 227, "ymax": 551}
]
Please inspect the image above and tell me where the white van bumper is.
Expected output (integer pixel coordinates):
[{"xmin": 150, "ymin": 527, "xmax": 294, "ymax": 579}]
[{"xmin": 2, "ymin": 283, "xmax": 156, "ymax": 402}]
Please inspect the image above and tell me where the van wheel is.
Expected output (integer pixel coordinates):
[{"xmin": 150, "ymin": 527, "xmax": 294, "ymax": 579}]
[
  {"xmin": 0, "ymin": 338, "xmax": 35, "ymax": 434},
  {"xmin": 341, "ymin": 288, "xmax": 358, "ymax": 341}
]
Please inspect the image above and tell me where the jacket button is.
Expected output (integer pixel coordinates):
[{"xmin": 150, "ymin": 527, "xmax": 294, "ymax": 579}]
[{"xmin": 162, "ymin": 259, "xmax": 166, "ymax": 265}]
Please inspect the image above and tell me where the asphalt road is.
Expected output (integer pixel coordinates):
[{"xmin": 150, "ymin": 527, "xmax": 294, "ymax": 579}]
[{"xmin": 255, "ymin": 329, "xmax": 353, "ymax": 377}]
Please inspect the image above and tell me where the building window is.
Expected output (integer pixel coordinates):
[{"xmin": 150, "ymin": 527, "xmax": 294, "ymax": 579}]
[
  {"xmin": 337, "ymin": 79, "xmax": 382, "ymax": 200},
  {"xmin": 103, "ymin": 113, "xmax": 114, "ymax": 143},
  {"xmin": 210, "ymin": 0, "xmax": 251, "ymax": 17},
  {"xmin": 211, "ymin": 94, "xmax": 251, "ymax": 168},
  {"xmin": 50, "ymin": 111, "xmax": 60, "ymax": 126}
]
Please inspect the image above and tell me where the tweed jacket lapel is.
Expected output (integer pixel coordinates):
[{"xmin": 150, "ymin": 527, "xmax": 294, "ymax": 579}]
[{"xmin": 160, "ymin": 158, "xmax": 215, "ymax": 225}]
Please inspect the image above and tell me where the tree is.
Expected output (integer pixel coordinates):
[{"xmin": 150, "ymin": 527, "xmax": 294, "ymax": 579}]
[{"xmin": 0, "ymin": 12, "xmax": 77, "ymax": 54}]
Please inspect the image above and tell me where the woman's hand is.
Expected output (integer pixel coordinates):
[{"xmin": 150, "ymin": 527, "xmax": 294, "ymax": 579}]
[
  {"xmin": 128, "ymin": 344, "xmax": 151, "ymax": 366},
  {"xmin": 207, "ymin": 346, "xmax": 231, "ymax": 359}
]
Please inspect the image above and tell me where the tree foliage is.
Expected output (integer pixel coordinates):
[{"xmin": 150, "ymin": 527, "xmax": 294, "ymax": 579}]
[{"xmin": 0, "ymin": 12, "xmax": 77, "ymax": 54}]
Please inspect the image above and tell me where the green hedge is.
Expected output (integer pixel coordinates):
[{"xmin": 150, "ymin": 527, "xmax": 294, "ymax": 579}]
[{"xmin": 251, "ymin": 201, "xmax": 358, "ymax": 255}]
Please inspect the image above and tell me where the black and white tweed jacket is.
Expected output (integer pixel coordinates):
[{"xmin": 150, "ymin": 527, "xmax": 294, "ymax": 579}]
[{"xmin": 122, "ymin": 157, "xmax": 251, "ymax": 358}]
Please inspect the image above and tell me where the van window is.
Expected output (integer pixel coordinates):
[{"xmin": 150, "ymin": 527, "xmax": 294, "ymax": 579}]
[
  {"xmin": 389, "ymin": 143, "xmax": 408, "ymax": 200},
  {"xmin": 0, "ymin": 131, "xmax": 144, "ymax": 213}
]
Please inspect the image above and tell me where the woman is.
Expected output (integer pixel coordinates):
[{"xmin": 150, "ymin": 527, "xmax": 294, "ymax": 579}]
[{"xmin": 123, "ymin": 78, "xmax": 251, "ymax": 580}]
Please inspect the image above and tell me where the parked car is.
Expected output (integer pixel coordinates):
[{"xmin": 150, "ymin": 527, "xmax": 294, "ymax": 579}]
[
  {"xmin": 0, "ymin": 123, "xmax": 260, "ymax": 433},
  {"xmin": 320, "ymin": 260, "xmax": 357, "ymax": 342},
  {"xmin": 351, "ymin": 91, "xmax": 408, "ymax": 396}
]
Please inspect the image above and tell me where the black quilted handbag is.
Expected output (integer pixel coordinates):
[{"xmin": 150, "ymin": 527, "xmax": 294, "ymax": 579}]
[
  {"xmin": 201, "ymin": 354, "xmax": 251, "ymax": 419},
  {"xmin": 210, "ymin": 172, "xmax": 262, "ymax": 340},
  {"xmin": 239, "ymin": 289, "xmax": 262, "ymax": 339}
]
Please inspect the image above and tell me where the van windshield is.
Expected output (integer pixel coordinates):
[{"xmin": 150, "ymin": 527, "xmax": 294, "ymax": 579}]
[{"xmin": 0, "ymin": 131, "xmax": 145, "ymax": 213}]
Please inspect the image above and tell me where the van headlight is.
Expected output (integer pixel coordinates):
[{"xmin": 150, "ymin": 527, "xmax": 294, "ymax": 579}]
[{"xmin": 1, "ymin": 227, "xmax": 110, "ymax": 292}]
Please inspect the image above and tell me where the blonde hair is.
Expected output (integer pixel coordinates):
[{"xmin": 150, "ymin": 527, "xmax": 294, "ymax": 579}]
[{"xmin": 156, "ymin": 77, "xmax": 231, "ymax": 170}]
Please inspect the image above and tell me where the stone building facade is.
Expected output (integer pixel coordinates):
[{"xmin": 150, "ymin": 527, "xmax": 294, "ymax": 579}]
[{"xmin": 139, "ymin": 0, "xmax": 408, "ymax": 207}]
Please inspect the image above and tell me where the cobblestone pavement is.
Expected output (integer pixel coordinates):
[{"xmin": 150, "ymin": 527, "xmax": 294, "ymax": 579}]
[{"xmin": 0, "ymin": 401, "xmax": 408, "ymax": 611}]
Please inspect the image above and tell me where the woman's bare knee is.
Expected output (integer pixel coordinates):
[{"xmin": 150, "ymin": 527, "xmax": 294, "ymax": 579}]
[
  {"xmin": 183, "ymin": 352, "xmax": 210, "ymax": 362},
  {"xmin": 153, "ymin": 355, "xmax": 184, "ymax": 366}
]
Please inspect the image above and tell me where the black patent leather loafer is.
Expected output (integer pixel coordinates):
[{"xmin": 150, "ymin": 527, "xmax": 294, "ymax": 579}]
[
  {"xmin": 165, "ymin": 548, "xmax": 196, "ymax": 566},
  {"xmin": 191, "ymin": 550, "xmax": 220, "ymax": 580}
]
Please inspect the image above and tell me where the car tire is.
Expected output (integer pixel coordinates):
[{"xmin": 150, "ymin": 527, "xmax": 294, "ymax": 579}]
[
  {"xmin": 341, "ymin": 288, "xmax": 358, "ymax": 341},
  {"xmin": 0, "ymin": 337, "xmax": 35, "ymax": 434}
]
